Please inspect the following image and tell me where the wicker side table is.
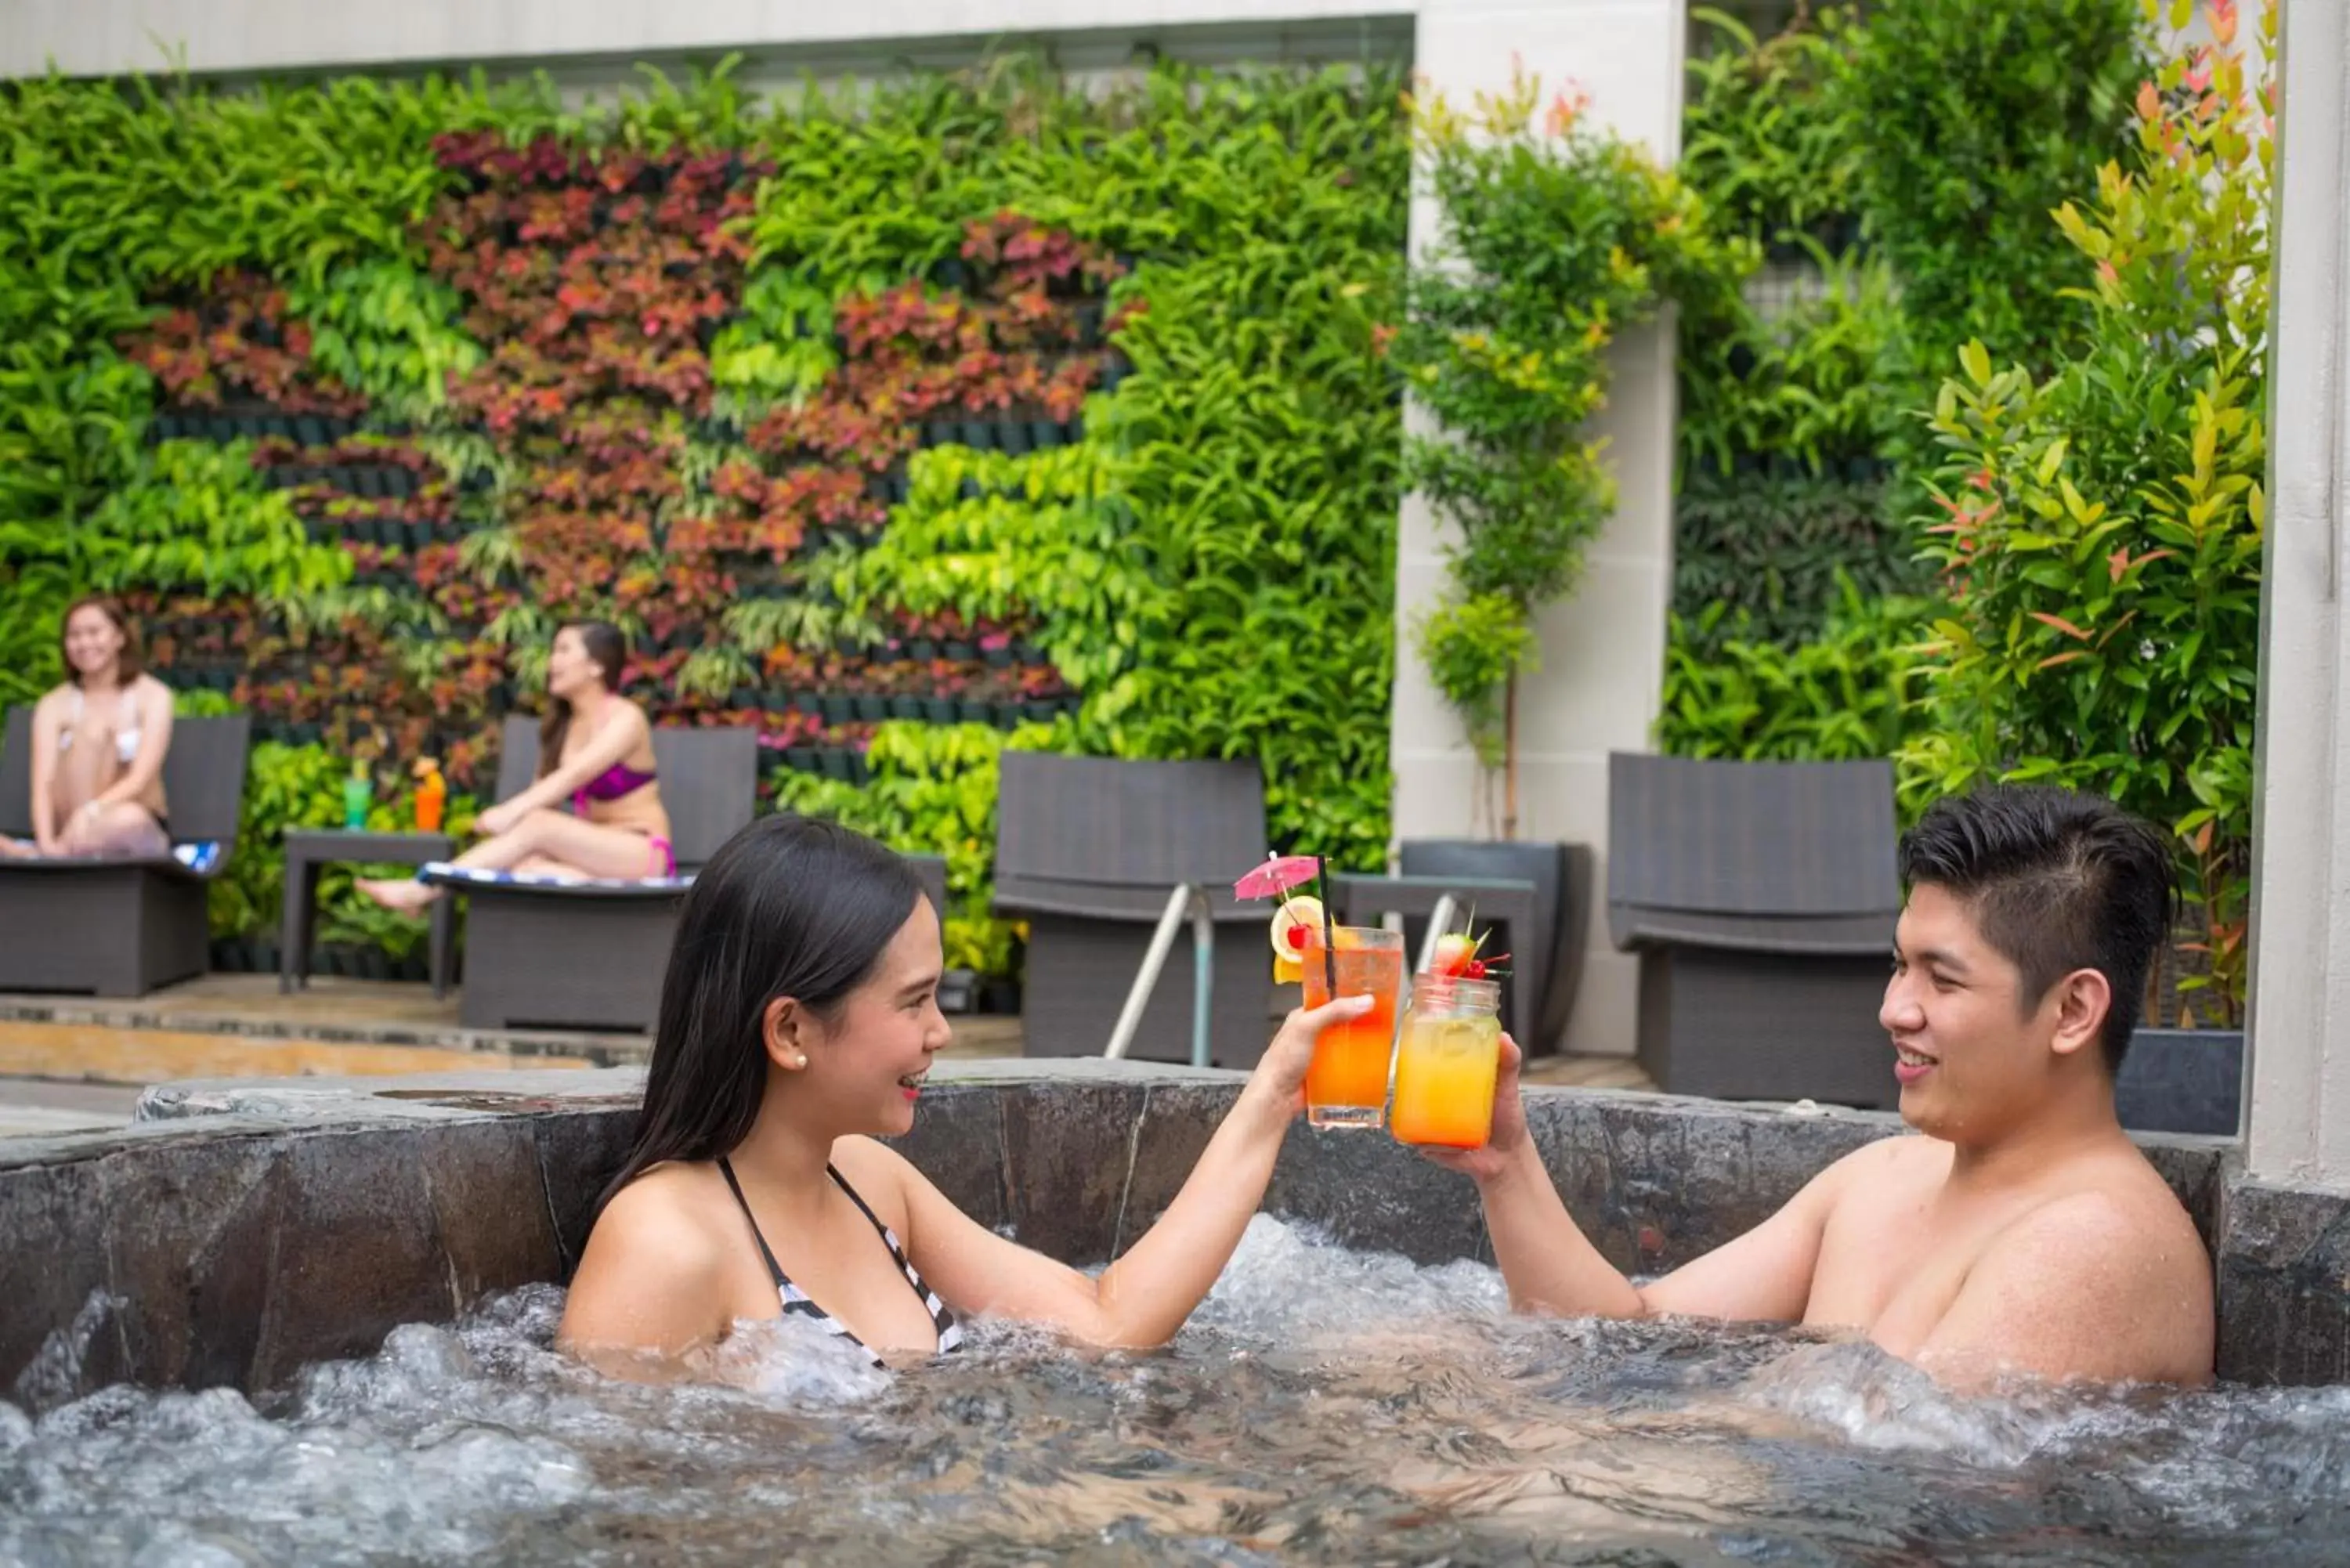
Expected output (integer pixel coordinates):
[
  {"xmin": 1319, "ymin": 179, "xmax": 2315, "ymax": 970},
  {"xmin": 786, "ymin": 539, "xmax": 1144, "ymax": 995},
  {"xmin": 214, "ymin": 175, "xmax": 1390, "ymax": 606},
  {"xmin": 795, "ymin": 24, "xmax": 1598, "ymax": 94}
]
[{"xmin": 280, "ymin": 830, "xmax": 457, "ymax": 998}]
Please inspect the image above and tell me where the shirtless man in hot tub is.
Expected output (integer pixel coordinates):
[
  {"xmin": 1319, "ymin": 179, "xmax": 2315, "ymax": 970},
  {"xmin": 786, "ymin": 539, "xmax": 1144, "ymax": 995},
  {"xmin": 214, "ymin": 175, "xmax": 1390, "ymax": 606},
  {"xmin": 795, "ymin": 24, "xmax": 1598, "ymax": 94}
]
[{"xmin": 1437, "ymin": 785, "xmax": 2214, "ymax": 1389}]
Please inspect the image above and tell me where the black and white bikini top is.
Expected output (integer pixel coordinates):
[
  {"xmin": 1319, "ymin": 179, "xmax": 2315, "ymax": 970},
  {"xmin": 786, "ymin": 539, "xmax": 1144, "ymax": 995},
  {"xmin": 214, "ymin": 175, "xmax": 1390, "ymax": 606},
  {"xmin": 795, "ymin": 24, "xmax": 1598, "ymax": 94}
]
[{"xmin": 716, "ymin": 1155, "xmax": 964, "ymax": 1364}]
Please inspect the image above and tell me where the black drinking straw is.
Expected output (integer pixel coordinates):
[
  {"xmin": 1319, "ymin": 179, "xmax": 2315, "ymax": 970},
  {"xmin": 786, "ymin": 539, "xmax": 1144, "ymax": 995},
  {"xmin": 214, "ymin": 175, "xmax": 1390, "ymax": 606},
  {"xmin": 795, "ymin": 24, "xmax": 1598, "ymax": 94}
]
[{"xmin": 1312, "ymin": 858, "xmax": 1337, "ymax": 993}]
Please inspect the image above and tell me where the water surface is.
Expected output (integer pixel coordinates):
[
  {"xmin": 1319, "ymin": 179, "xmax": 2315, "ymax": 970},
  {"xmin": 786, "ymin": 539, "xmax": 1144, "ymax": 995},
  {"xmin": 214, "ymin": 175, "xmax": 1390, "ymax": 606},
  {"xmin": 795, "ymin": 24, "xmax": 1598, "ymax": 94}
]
[{"xmin": 2, "ymin": 1218, "xmax": 2341, "ymax": 1566}]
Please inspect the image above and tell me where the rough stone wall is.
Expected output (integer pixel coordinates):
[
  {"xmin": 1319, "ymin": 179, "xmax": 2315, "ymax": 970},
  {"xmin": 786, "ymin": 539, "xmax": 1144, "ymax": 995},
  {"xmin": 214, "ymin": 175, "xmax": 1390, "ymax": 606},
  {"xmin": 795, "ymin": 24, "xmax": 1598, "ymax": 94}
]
[{"xmin": 1, "ymin": 1061, "xmax": 2326, "ymax": 1409}]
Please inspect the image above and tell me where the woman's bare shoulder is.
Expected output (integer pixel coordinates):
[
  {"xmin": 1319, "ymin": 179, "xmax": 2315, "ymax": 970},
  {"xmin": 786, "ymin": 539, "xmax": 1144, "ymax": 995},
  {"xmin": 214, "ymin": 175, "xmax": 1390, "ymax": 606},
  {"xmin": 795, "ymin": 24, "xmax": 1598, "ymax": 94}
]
[
  {"xmin": 562, "ymin": 1162, "xmax": 745, "ymax": 1361},
  {"xmin": 829, "ymin": 1136, "xmax": 920, "ymax": 1224},
  {"xmin": 588, "ymin": 1162, "xmax": 733, "ymax": 1271}
]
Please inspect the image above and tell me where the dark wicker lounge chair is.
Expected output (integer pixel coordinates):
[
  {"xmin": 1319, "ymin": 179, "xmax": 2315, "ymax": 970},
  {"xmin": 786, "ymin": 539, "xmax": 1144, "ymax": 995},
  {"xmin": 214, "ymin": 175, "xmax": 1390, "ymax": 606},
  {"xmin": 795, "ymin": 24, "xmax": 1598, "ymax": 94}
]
[
  {"xmin": 0, "ymin": 707, "xmax": 252, "ymax": 996},
  {"xmin": 1608, "ymin": 752, "xmax": 1900, "ymax": 1107},
  {"xmin": 993, "ymin": 753, "xmax": 1277, "ymax": 1068},
  {"xmin": 906, "ymin": 853, "xmax": 948, "ymax": 918},
  {"xmin": 1332, "ymin": 840, "xmax": 1593, "ymax": 1058},
  {"xmin": 1330, "ymin": 864, "xmax": 1558, "ymax": 1051},
  {"xmin": 428, "ymin": 718, "xmax": 757, "ymax": 1031}
]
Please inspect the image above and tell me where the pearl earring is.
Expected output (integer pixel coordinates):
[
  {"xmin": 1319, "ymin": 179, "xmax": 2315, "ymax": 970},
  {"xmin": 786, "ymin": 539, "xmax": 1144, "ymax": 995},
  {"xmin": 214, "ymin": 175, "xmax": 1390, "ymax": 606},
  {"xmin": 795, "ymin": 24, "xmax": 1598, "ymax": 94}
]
[{"xmin": 794, "ymin": 1054, "xmax": 807, "ymax": 1068}]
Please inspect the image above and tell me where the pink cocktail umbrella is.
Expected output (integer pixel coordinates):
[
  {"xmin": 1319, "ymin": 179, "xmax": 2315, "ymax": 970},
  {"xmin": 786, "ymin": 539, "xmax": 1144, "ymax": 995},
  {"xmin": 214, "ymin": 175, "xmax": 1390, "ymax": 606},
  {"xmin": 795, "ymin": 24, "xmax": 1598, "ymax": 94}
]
[
  {"xmin": 1231, "ymin": 854, "xmax": 1321, "ymax": 901},
  {"xmin": 1232, "ymin": 854, "xmax": 1337, "ymax": 991}
]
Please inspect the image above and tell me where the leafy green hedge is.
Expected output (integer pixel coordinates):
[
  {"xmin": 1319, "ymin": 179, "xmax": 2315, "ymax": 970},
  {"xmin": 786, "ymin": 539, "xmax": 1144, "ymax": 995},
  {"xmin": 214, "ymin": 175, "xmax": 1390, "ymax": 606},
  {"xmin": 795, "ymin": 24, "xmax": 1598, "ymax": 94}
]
[
  {"xmin": 0, "ymin": 61, "xmax": 1408, "ymax": 975},
  {"xmin": 1657, "ymin": 577, "xmax": 1935, "ymax": 763},
  {"xmin": 1842, "ymin": 0, "xmax": 2145, "ymax": 388},
  {"xmin": 1671, "ymin": 466, "xmax": 1926, "ymax": 658},
  {"xmin": 1668, "ymin": 0, "xmax": 2146, "ymax": 736}
]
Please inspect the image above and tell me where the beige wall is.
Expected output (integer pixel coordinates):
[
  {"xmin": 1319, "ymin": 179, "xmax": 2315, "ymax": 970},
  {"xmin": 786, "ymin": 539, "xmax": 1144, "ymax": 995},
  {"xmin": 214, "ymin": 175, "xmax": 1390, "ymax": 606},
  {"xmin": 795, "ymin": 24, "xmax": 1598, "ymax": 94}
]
[
  {"xmin": 1395, "ymin": 0, "xmax": 1686, "ymax": 1057},
  {"xmin": 0, "ymin": 1, "xmax": 1398, "ymax": 78}
]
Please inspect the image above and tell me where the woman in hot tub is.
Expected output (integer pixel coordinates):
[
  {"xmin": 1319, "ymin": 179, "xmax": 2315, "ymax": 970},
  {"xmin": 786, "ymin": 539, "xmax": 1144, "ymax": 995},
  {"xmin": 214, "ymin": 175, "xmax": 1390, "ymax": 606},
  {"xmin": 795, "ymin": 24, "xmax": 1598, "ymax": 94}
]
[
  {"xmin": 558, "ymin": 813, "xmax": 1371, "ymax": 1373},
  {"xmin": 1, "ymin": 597, "xmax": 175, "ymax": 861},
  {"xmin": 357, "ymin": 620, "xmax": 672, "ymax": 912}
]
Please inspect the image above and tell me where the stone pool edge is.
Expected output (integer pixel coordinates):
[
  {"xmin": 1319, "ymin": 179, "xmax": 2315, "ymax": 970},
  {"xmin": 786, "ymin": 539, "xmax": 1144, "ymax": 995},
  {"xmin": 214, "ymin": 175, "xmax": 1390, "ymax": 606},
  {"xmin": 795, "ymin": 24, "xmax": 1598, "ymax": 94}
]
[{"xmin": 0, "ymin": 1060, "xmax": 2336, "ymax": 1407}]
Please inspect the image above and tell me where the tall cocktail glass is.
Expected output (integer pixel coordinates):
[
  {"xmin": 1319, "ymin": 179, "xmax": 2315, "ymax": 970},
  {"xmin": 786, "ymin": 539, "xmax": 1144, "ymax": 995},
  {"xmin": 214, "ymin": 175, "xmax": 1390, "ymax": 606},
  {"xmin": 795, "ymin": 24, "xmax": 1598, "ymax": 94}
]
[{"xmin": 1297, "ymin": 927, "xmax": 1405, "ymax": 1129}]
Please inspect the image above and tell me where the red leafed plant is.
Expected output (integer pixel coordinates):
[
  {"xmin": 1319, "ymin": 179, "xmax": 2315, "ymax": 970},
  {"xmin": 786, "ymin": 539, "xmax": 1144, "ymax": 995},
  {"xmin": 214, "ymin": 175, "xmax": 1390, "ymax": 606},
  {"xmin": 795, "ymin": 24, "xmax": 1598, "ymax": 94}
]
[{"xmin": 119, "ymin": 271, "xmax": 367, "ymax": 414}]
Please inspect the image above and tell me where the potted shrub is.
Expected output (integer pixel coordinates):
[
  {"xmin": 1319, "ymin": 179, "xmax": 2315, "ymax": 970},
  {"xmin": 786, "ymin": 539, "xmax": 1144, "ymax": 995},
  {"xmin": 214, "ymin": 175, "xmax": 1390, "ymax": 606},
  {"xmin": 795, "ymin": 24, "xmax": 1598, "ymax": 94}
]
[
  {"xmin": 1399, "ymin": 70, "xmax": 1724, "ymax": 843},
  {"xmin": 1387, "ymin": 73, "xmax": 1725, "ymax": 1052},
  {"xmin": 1897, "ymin": 3, "xmax": 2267, "ymax": 1137}
]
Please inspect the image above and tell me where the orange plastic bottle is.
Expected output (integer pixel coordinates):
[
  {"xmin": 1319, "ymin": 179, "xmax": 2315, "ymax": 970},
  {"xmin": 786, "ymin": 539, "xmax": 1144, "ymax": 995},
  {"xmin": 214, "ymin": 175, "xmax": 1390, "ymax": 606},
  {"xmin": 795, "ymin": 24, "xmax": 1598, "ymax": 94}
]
[{"xmin": 412, "ymin": 759, "xmax": 447, "ymax": 834}]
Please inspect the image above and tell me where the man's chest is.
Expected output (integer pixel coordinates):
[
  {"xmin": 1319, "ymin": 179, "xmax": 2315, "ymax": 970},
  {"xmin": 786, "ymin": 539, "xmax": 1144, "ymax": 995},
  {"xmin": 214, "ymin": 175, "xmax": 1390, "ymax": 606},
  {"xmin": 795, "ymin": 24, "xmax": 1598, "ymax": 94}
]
[{"xmin": 1801, "ymin": 1192, "xmax": 2020, "ymax": 1353}]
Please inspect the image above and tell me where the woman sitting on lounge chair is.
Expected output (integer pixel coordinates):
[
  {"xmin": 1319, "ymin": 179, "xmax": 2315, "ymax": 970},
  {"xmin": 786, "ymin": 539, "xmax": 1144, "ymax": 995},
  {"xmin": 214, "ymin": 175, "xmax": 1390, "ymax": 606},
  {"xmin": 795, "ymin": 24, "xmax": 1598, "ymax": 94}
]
[
  {"xmin": 1, "ymin": 597, "xmax": 175, "ymax": 862},
  {"xmin": 559, "ymin": 814, "xmax": 1371, "ymax": 1376},
  {"xmin": 358, "ymin": 620, "xmax": 671, "ymax": 914}
]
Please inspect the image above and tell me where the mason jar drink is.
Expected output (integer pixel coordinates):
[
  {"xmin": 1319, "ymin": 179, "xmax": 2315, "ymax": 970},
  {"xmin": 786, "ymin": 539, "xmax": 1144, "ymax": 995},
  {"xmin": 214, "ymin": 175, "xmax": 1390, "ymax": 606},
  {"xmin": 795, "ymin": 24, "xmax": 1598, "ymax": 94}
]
[{"xmin": 1389, "ymin": 974, "xmax": 1503, "ymax": 1148}]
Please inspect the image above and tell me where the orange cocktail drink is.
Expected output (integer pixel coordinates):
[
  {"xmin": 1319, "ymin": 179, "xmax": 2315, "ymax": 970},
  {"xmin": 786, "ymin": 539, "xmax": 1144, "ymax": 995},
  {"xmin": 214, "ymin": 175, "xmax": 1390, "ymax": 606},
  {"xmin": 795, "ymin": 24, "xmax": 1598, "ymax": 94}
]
[
  {"xmin": 1297, "ymin": 926, "xmax": 1405, "ymax": 1129},
  {"xmin": 1390, "ymin": 975, "xmax": 1503, "ymax": 1148}
]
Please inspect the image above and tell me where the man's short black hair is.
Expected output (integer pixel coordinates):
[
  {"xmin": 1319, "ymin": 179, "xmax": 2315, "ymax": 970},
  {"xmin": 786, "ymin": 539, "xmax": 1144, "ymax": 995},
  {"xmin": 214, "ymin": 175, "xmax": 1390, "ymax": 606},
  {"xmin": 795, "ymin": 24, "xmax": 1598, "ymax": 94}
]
[{"xmin": 1897, "ymin": 785, "xmax": 2179, "ymax": 1071}]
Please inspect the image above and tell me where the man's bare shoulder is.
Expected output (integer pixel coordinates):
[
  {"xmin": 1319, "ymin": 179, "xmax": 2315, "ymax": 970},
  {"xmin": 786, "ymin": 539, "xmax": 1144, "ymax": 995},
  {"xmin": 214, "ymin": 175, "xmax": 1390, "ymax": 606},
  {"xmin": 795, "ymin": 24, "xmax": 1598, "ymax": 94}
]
[
  {"xmin": 1825, "ymin": 1130, "xmax": 1951, "ymax": 1189},
  {"xmin": 2003, "ymin": 1157, "xmax": 2210, "ymax": 1287},
  {"xmin": 1934, "ymin": 1152, "xmax": 2212, "ymax": 1386}
]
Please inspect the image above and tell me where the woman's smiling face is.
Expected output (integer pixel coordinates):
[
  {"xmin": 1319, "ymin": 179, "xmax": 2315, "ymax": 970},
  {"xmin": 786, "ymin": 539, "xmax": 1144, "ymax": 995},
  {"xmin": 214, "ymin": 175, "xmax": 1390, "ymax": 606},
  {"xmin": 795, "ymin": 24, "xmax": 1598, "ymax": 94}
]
[
  {"xmin": 63, "ymin": 604, "xmax": 127, "ymax": 682},
  {"xmin": 791, "ymin": 898, "xmax": 951, "ymax": 1137}
]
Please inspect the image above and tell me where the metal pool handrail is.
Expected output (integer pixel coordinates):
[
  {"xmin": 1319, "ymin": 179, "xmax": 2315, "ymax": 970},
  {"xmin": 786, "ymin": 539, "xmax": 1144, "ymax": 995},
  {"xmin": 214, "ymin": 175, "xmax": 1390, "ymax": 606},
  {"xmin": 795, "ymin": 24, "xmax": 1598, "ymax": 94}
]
[{"xmin": 1102, "ymin": 882, "xmax": 1217, "ymax": 1067}]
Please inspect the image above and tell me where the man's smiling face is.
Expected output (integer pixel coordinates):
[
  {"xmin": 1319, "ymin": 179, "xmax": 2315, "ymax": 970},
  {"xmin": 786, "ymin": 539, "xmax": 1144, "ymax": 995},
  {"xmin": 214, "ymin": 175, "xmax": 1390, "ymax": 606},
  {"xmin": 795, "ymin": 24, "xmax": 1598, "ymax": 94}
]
[{"xmin": 1881, "ymin": 883, "xmax": 2066, "ymax": 1141}]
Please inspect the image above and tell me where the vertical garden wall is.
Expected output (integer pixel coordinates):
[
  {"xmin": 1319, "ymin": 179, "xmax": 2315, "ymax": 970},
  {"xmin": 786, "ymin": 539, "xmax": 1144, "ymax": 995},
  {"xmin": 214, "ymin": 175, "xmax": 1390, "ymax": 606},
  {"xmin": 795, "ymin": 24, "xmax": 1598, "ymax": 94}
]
[
  {"xmin": 1659, "ymin": 0, "xmax": 2270, "ymax": 1024},
  {"xmin": 1665, "ymin": 0, "xmax": 2147, "ymax": 706},
  {"xmin": 0, "ymin": 62, "xmax": 1408, "ymax": 980}
]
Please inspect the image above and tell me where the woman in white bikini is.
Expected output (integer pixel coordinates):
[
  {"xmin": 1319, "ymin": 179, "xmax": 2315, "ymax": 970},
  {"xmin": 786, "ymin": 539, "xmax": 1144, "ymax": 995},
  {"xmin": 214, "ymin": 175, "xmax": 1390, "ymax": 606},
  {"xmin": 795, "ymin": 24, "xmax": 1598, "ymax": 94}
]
[
  {"xmin": 1, "ymin": 598, "xmax": 175, "ymax": 860},
  {"xmin": 357, "ymin": 620, "xmax": 673, "ymax": 914}
]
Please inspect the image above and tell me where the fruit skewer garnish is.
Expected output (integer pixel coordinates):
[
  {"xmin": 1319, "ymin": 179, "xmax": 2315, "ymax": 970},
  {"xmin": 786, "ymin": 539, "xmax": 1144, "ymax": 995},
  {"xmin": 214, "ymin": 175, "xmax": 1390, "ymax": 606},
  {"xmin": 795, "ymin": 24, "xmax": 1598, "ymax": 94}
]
[
  {"xmin": 1232, "ymin": 853, "xmax": 1336, "ymax": 989},
  {"xmin": 1267, "ymin": 893, "xmax": 1325, "ymax": 985},
  {"xmin": 1427, "ymin": 927, "xmax": 1510, "ymax": 982}
]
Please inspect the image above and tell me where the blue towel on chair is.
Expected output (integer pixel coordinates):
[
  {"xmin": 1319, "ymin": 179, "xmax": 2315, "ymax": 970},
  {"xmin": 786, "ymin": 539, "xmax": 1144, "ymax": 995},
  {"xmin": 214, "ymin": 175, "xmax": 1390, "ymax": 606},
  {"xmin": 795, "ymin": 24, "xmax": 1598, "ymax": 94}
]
[
  {"xmin": 173, "ymin": 841, "xmax": 224, "ymax": 875},
  {"xmin": 0, "ymin": 839, "xmax": 222, "ymax": 872},
  {"xmin": 417, "ymin": 861, "xmax": 695, "ymax": 892}
]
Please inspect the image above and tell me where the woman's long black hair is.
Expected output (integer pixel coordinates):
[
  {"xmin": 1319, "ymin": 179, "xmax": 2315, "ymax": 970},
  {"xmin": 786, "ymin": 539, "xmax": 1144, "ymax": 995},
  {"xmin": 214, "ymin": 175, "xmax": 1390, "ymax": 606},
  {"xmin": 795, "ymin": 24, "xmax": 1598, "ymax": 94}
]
[
  {"xmin": 540, "ymin": 620, "xmax": 627, "ymax": 779},
  {"xmin": 597, "ymin": 815, "xmax": 927, "ymax": 1211}
]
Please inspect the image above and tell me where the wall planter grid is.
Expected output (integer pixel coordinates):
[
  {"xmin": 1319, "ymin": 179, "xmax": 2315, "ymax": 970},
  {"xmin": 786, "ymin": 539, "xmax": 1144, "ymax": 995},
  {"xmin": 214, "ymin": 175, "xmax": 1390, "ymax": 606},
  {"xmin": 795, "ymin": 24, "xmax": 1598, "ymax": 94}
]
[{"xmin": 0, "ymin": 64, "xmax": 1411, "ymax": 980}]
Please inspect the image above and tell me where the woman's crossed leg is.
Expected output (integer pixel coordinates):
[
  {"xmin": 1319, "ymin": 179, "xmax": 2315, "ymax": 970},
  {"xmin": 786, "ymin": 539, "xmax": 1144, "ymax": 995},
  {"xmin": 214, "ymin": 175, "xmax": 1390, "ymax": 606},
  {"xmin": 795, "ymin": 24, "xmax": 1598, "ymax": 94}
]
[{"xmin": 357, "ymin": 809, "xmax": 663, "ymax": 914}]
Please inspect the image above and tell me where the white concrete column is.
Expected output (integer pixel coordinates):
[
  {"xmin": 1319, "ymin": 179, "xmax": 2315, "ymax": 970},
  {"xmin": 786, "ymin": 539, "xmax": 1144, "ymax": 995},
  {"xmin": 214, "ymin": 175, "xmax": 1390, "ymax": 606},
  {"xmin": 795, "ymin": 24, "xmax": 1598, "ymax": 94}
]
[
  {"xmin": 1391, "ymin": 0, "xmax": 1687, "ymax": 1056},
  {"xmin": 2245, "ymin": 0, "xmax": 2350, "ymax": 1184}
]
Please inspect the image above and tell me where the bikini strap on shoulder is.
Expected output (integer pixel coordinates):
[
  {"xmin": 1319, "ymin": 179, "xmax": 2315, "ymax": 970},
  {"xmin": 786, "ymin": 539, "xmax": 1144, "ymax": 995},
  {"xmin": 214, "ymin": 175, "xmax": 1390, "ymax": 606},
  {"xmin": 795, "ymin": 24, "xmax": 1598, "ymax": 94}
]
[
  {"xmin": 716, "ymin": 1155, "xmax": 791, "ymax": 1288},
  {"xmin": 825, "ymin": 1164, "xmax": 897, "ymax": 1244}
]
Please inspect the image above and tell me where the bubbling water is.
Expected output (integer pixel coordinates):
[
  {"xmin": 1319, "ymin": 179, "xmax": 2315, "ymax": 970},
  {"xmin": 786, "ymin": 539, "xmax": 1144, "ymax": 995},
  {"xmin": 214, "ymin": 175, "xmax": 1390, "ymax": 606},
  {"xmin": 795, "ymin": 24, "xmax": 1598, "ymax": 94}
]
[{"xmin": 2, "ymin": 1217, "xmax": 2345, "ymax": 1566}]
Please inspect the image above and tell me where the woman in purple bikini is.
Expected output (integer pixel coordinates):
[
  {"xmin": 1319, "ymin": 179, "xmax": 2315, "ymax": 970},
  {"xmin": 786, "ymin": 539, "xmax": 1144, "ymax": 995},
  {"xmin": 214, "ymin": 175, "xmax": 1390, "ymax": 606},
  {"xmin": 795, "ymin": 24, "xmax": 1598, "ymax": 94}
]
[{"xmin": 358, "ymin": 620, "xmax": 672, "ymax": 916}]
